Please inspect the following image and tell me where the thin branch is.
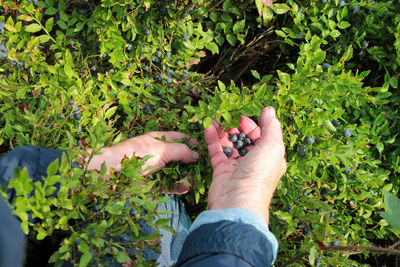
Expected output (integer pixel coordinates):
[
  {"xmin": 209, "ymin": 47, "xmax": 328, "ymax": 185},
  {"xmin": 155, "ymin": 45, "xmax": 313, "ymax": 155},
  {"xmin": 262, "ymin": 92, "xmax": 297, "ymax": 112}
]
[{"xmin": 324, "ymin": 245, "xmax": 400, "ymax": 255}]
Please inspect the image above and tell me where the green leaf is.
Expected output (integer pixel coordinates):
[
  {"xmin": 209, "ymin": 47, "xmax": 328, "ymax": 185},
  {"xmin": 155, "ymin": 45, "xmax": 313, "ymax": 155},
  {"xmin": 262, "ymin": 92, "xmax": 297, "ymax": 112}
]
[
  {"xmin": 251, "ymin": 70, "xmax": 261, "ymax": 80},
  {"xmin": 221, "ymin": 14, "xmax": 232, "ymax": 22},
  {"xmin": 205, "ymin": 42, "xmax": 219, "ymax": 55},
  {"xmin": 272, "ymin": 4, "xmax": 290, "ymax": 14},
  {"xmin": 44, "ymin": 7, "xmax": 58, "ymax": 15},
  {"xmin": 330, "ymin": 29, "xmax": 341, "ymax": 39},
  {"xmin": 79, "ymin": 252, "xmax": 92, "ymax": 267},
  {"xmin": 380, "ymin": 191, "xmax": 400, "ymax": 231},
  {"xmin": 105, "ymin": 106, "xmax": 117, "ymax": 119},
  {"xmin": 338, "ymin": 21, "xmax": 351, "ymax": 29},
  {"xmin": 389, "ymin": 76, "xmax": 398, "ymax": 88},
  {"xmin": 233, "ymin": 19, "xmax": 245, "ymax": 34},
  {"xmin": 226, "ymin": 34, "xmax": 237, "ymax": 46},
  {"xmin": 203, "ymin": 117, "xmax": 213, "ymax": 128},
  {"xmin": 116, "ymin": 251, "xmax": 130, "ymax": 263},
  {"xmin": 275, "ymin": 30, "xmax": 287, "ymax": 38},
  {"xmin": 25, "ymin": 23, "xmax": 42, "ymax": 33},
  {"xmin": 45, "ymin": 17, "xmax": 54, "ymax": 32}
]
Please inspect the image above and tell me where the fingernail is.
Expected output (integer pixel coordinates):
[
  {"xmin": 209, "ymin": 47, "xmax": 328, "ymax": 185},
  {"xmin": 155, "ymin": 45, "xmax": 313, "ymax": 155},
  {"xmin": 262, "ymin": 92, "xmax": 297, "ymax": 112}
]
[
  {"xmin": 267, "ymin": 106, "xmax": 276, "ymax": 117},
  {"xmin": 192, "ymin": 151, "xmax": 199, "ymax": 160}
]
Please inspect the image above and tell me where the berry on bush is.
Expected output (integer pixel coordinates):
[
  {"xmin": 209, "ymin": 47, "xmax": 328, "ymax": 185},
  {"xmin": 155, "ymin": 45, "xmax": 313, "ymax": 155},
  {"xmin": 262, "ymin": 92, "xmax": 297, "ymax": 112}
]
[
  {"xmin": 338, "ymin": 0, "xmax": 345, "ymax": 7},
  {"xmin": 305, "ymin": 136, "xmax": 315, "ymax": 145},
  {"xmin": 332, "ymin": 119, "xmax": 341, "ymax": 126},
  {"xmin": 302, "ymin": 226, "xmax": 310, "ymax": 235},
  {"xmin": 223, "ymin": 146, "xmax": 233, "ymax": 157},
  {"xmin": 332, "ymin": 240, "xmax": 340, "ymax": 246},
  {"xmin": 343, "ymin": 128, "xmax": 352, "ymax": 138},
  {"xmin": 298, "ymin": 149, "xmax": 306, "ymax": 158},
  {"xmin": 322, "ymin": 63, "xmax": 331, "ymax": 72}
]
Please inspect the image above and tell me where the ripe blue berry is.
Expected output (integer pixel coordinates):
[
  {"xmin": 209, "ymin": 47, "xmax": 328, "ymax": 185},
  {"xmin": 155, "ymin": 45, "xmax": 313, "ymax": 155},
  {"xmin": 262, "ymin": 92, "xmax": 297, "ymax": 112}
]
[
  {"xmin": 332, "ymin": 240, "xmax": 340, "ymax": 246},
  {"xmin": 338, "ymin": 0, "xmax": 345, "ymax": 7},
  {"xmin": 302, "ymin": 226, "xmax": 309, "ymax": 235},
  {"xmin": 128, "ymin": 134, "xmax": 134, "ymax": 138},
  {"xmin": 156, "ymin": 50, "xmax": 162, "ymax": 57},
  {"xmin": 144, "ymin": 28, "xmax": 150, "ymax": 35},
  {"xmin": 285, "ymin": 206, "xmax": 292, "ymax": 213},
  {"xmin": 332, "ymin": 119, "xmax": 341, "ymax": 126},
  {"xmin": 234, "ymin": 140, "xmax": 244, "ymax": 149},
  {"xmin": 73, "ymin": 113, "xmax": 82, "ymax": 120},
  {"xmin": 298, "ymin": 149, "xmax": 306, "ymax": 158},
  {"xmin": 343, "ymin": 128, "xmax": 352, "ymax": 138},
  {"xmin": 166, "ymin": 78, "xmax": 172, "ymax": 84},
  {"xmin": 315, "ymin": 259, "xmax": 322, "ymax": 266},
  {"xmin": 93, "ymin": 205, "xmax": 100, "ymax": 212},
  {"xmin": 345, "ymin": 167, "xmax": 351, "ymax": 174},
  {"xmin": 182, "ymin": 71, "xmax": 187, "ymax": 79},
  {"xmin": 79, "ymin": 9, "xmax": 87, "ymax": 15},
  {"xmin": 330, "ymin": 212, "xmax": 336, "ymax": 217},
  {"xmin": 229, "ymin": 134, "xmax": 238, "ymax": 142},
  {"xmin": 75, "ymin": 239, "xmax": 82, "ymax": 246},
  {"xmin": 127, "ymin": 44, "xmax": 133, "ymax": 51},
  {"xmin": 223, "ymin": 146, "xmax": 232, "ymax": 157},
  {"xmin": 322, "ymin": 63, "xmax": 331, "ymax": 72},
  {"xmin": 166, "ymin": 51, "xmax": 171, "ymax": 57},
  {"xmin": 321, "ymin": 188, "xmax": 329, "ymax": 198},
  {"xmin": 305, "ymin": 136, "xmax": 315, "ymax": 145},
  {"xmin": 243, "ymin": 137, "xmax": 252, "ymax": 147},
  {"xmin": 238, "ymin": 132, "xmax": 246, "ymax": 141},
  {"xmin": 351, "ymin": 5, "xmax": 359, "ymax": 13},
  {"xmin": 89, "ymin": 230, "xmax": 96, "ymax": 237},
  {"xmin": 361, "ymin": 40, "xmax": 369, "ymax": 48},
  {"xmin": 238, "ymin": 147, "xmax": 247, "ymax": 156}
]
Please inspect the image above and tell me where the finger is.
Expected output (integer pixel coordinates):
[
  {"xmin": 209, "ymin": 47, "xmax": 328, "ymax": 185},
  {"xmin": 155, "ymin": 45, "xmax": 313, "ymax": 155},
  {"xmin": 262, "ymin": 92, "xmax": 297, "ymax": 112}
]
[
  {"xmin": 259, "ymin": 107, "xmax": 285, "ymax": 149},
  {"xmin": 238, "ymin": 115, "xmax": 259, "ymax": 135},
  {"xmin": 150, "ymin": 131, "xmax": 198, "ymax": 145},
  {"xmin": 164, "ymin": 142, "xmax": 199, "ymax": 163},
  {"xmin": 204, "ymin": 123, "xmax": 223, "ymax": 158}
]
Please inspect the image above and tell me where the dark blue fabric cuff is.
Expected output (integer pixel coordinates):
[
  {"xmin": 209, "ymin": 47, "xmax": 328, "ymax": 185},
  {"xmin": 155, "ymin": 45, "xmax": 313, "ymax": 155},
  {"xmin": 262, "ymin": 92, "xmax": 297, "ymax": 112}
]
[
  {"xmin": 176, "ymin": 220, "xmax": 275, "ymax": 267},
  {"xmin": 0, "ymin": 146, "xmax": 68, "ymax": 202}
]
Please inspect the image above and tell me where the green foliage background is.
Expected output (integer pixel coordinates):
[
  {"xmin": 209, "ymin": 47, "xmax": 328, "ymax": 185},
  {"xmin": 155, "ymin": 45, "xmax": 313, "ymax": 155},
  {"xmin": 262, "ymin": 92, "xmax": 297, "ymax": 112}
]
[{"xmin": 1, "ymin": 0, "xmax": 400, "ymax": 265}]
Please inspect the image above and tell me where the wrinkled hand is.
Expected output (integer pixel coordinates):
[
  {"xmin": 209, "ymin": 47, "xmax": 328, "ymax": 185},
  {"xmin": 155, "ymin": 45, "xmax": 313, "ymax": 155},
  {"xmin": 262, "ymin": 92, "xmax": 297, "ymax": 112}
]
[
  {"xmin": 87, "ymin": 131, "xmax": 199, "ymax": 194},
  {"xmin": 204, "ymin": 107, "xmax": 286, "ymax": 223}
]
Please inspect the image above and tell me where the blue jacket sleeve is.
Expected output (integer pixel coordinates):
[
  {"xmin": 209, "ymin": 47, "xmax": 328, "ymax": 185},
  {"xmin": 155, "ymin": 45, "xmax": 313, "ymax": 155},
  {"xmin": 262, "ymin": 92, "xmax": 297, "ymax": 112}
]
[
  {"xmin": 176, "ymin": 220, "xmax": 276, "ymax": 267},
  {"xmin": 0, "ymin": 197, "xmax": 25, "ymax": 267},
  {"xmin": 0, "ymin": 145, "xmax": 68, "ymax": 202}
]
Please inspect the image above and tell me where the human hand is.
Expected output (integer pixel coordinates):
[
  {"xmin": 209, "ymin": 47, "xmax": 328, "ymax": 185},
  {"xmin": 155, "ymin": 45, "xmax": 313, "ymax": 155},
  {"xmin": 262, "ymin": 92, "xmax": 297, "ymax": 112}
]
[
  {"xmin": 204, "ymin": 106, "xmax": 286, "ymax": 223},
  {"xmin": 86, "ymin": 131, "xmax": 199, "ymax": 194}
]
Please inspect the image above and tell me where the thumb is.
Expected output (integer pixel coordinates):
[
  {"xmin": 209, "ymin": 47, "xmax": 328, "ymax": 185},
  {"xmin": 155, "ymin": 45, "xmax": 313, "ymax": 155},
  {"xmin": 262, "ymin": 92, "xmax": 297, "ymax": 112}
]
[{"xmin": 258, "ymin": 107, "xmax": 285, "ymax": 148}]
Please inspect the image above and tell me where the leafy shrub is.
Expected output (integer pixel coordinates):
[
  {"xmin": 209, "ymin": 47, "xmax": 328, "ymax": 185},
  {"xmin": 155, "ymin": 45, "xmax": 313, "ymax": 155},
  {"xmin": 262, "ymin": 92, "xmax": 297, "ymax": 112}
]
[{"xmin": 1, "ymin": 0, "xmax": 400, "ymax": 266}]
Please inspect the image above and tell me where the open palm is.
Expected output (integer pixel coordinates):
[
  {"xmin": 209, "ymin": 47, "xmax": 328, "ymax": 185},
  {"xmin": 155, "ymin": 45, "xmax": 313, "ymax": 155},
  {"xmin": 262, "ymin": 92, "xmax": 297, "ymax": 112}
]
[{"xmin": 204, "ymin": 107, "xmax": 286, "ymax": 223}]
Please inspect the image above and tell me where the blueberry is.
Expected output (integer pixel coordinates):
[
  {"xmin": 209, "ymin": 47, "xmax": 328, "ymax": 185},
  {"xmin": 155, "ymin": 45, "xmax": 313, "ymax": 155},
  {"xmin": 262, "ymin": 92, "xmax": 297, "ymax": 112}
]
[
  {"xmin": 332, "ymin": 119, "xmax": 341, "ymax": 126},
  {"xmin": 298, "ymin": 33, "xmax": 304, "ymax": 40},
  {"xmin": 343, "ymin": 128, "xmax": 352, "ymax": 138},
  {"xmin": 332, "ymin": 240, "xmax": 340, "ymax": 246},
  {"xmin": 145, "ymin": 82, "xmax": 150, "ymax": 87},
  {"xmin": 73, "ymin": 113, "xmax": 82, "ymax": 120},
  {"xmin": 0, "ymin": 44, "xmax": 8, "ymax": 54},
  {"xmin": 143, "ymin": 105, "xmax": 152, "ymax": 115},
  {"xmin": 0, "ymin": 53, "xmax": 6, "ymax": 60},
  {"xmin": 223, "ymin": 146, "xmax": 233, "ymax": 157},
  {"xmin": 361, "ymin": 40, "xmax": 369, "ymax": 48},
  {"xmin": 298, "ymin": 149, "xmax": 306, "ymax": 158},
  {"xmin": 330, "ymin": 212, "xmax": 336, "ymax": 217},
  {"xmin": 102, "ymin": 53, "xmax": 107, "ymax": 58},
  {"xmin": 302, "ymin": 226, "xmax": 309, "ymax": 235},
  {"xmin": 243, "ymin": 137, "xmax": 252, "ymax": 147},
  {"xmin": 315, "ymin": 259, "xmax": 322, "ymax": 266},
  {"xmin": 127, "ymin": 63, "xmax": 133, "ymax": 67},
  {"xmin": 109, "ymin": 70, "xmax": 114, "ymax": 75},
  {"xmin": 345, "ymin": 167, "xmax": 351, "ymax": 174},
  {"xmin": 127, "ymin": 44, "xmax": 133, "ymax": 51},
  {"xmin": 93, "ymin": 205, "xmax": 100, "ymax": 212},
  {"xmin": 321, "ymin": 188, "xmax": 329, "ymax": 198},
  {"xmin": 166, "ymin": 51, "xmax": 171, "ymax": 57},
  {"xmin": 166, "ymin": 78, "xmax": 172, "ymax": 84},
  {"xmin": 305, "ymin": 136, "xmax": 315, "ymax": 145},
  {"xmin": 182, "ymin": 71, "xmax": 187, "ymax": 78},
  {"xmin": 152, "ymin": 56, "xmax": 160, "ymax": 64},
  {"xmin": 89, "ymin": 230, "xmax": 96, "ymax": 237},
  {"xmin": 75, "ymin": 239, "xmax": 82, "ymax": 246},
  {"xmin": 238, "ymin": 132, "xmax": 246, "ymax": 141},
  {"xmin": 17, "ymin": 61, "xmax": 25, "ymax": 69},
  {"xmin": 79, "ymin": 9, "xmax": 87, "ymax": 15},
  {"xmin": 144, "ymin": 28, "xmax": 150, "ymax": 35},
  {"xmin": 128, "ymin": 134, "xmax": 134, "ymax": 138},
  {"xmin": 156, "ymin": 50, "xmax": 162, "ymax": 57},
  {"xmin": 338, "ymin": 0, "xmax": 345, "ymax": 7},
  {"xmin": 139, "ymin": 46, "xmax": 145, "ymax": 52},
  {"xmin": 229, "ymin": 134, "xmax": 238, "ymax": 142},
  {"xmin": 285, "ymin": 206, "xmax": 292, "ymax": 213},
  {"xmin": 322, "ymin": 63, "xmax": 331, "ymax": 72},
  {"xmin": 305, "ymin": 108, "xmax": 311, "ymax": 115},
  {"xmin": 351, "ymin": 5, "xmax": 359, "ymax": 13},
  {"xmin": 2, "ymin": 75, "xmax": 7, "ymax": 79},
  {"xmin": 77, "ymin": 140, "xmax": 81, "ymax": 147},
  {"xmin": 321, "ymin": 0, "xmax": 327, "ymax": 3},
  {"xmin": 234, "ymin": 140, "xmax": 244, "ymax": 149},
  {"xmin": 238, "ymin": 147, "xmax": 247, "ymax": 157}
]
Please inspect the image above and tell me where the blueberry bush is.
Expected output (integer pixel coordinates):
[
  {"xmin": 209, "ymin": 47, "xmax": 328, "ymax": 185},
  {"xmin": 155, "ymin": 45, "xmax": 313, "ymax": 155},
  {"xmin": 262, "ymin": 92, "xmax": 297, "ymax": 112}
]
[{"xmin": 1, "ymin": 0, "xmax": 400, "ymax": 265}]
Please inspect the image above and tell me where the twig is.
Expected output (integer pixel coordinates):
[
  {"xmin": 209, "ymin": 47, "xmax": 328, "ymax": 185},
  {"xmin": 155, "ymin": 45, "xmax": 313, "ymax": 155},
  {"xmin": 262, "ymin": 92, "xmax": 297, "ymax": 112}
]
[{"xmin": 324, "ymin": 245, "xmax": 400, "ymax": 255}]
